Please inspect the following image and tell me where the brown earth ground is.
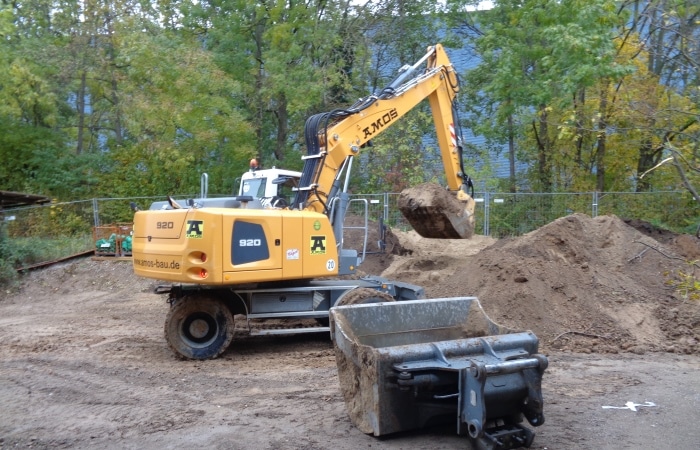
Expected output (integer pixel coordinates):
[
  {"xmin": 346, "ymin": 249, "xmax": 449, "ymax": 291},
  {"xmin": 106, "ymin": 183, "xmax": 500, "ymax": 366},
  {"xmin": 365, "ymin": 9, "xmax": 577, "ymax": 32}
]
[{"xmin": 1, "ymin": 213, "xmax": 699, "ymax": 449}]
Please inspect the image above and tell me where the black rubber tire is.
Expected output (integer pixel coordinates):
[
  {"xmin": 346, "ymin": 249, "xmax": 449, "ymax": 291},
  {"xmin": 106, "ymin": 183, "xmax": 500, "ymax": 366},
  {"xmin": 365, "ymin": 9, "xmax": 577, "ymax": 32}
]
[
  {"xmin": 335, "ymin": 287, "xmax": 396, "ymax": 307},
  {"xmin": 164, "ymin": 296, "xmax": 234, "ymax": 360}
]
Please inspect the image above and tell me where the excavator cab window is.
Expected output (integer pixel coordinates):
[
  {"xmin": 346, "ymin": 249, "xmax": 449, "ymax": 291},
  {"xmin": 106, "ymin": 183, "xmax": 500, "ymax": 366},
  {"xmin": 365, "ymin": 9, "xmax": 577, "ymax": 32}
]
[
  {"xmin": 272, "ymin": 176, "xmax": 298, "ymax": 205},
  {"xmin": 240, "ymin": 178, "xmax": 267, "ymax": 198}
]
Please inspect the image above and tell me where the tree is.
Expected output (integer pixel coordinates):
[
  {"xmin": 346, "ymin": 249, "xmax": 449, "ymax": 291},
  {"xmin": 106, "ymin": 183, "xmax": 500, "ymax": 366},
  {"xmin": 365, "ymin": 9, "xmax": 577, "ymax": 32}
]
[
  {"xmin": 620, "ymin": 0, "xmax": 699, "ymax": 192},
  {"xmin": 0, "ymin": 1, "xmax": 88, "ymax": 198},
  {"xmin": 183, "ymin": 0, "xmax": 373, "ymax": 169},
  {"xmin": 452, "ymin": 0, "xmax": 632, "ymax": 192},
  {"xmin": 99, "ymin": 27, "xmax": 256, "ymax": 197}
]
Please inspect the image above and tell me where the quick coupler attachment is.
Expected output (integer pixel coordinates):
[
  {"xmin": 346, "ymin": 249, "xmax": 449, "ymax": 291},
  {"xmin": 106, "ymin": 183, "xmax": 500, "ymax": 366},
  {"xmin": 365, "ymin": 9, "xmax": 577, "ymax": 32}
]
[{"xmin": 459, "ymin": 354, "xmax": 548, "ymax": 450}]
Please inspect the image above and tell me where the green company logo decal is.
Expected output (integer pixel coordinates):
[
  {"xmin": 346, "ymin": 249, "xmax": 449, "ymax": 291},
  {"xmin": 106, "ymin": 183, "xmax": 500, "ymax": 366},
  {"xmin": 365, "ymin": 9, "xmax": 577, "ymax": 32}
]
[
  {"xmin": 310, "ymin": 235, "xmax": 326, "ymax": 255},
  {"xmin": 186, "ymin": 220, "xmax": 203, "ymax": 238},
  {"xmin": 313, "ymin": 220, "xmax": 321, "ymax": 231}
]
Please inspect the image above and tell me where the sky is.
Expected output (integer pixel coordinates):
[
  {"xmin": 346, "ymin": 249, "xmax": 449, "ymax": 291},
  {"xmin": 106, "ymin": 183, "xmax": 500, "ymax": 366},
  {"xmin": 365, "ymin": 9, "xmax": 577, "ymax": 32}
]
[{"xmin": 466, "ymin": 1, "xmax": 495, "ymax": 11}]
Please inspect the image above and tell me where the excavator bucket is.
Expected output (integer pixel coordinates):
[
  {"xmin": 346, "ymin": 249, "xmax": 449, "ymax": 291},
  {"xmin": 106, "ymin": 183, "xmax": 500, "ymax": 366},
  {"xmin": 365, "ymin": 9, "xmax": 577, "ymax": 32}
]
[
  {"xmin": 330, "ymin": 297, "xmax": 548, "ymax": 450},
  {"xmin": 398, "ymin": 182, "xmax": 475, "ymax": 239}
]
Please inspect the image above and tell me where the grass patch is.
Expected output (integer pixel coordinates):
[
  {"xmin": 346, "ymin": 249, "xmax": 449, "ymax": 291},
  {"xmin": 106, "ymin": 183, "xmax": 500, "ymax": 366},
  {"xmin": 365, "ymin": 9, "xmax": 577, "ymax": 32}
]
[{"xmin": 0, "ymin": 226, "xmax": 92, "ymax": 286}]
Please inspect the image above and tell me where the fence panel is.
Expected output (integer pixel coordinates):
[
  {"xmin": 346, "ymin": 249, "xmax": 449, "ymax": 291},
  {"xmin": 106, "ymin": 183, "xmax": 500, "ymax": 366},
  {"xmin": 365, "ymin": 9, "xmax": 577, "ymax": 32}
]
[
  {"xmin": 474, "ymin": 192, "xmax": 594, "ymax": 238},
  {"xmin": 2, "ymin": 191, "xmax": 697, "ymax": 269},
  {"xmin": 3, "ymin": 200, "xmax": 96, "ymax": 266},
  {"xmin": 596, "ymin": 191, "xmax": 697, "ymax": 231}
]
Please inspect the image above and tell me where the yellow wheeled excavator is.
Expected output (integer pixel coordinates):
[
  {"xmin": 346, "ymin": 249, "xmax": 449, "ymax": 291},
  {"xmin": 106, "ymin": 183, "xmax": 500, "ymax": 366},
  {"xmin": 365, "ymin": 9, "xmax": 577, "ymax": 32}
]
[
  {"xmin": 131, "ymin": 44, "xmax": 546, "ymax": 450},
  {"xmin": 132, "ymin": 43, "xmax": 477, "ymax": 348}
]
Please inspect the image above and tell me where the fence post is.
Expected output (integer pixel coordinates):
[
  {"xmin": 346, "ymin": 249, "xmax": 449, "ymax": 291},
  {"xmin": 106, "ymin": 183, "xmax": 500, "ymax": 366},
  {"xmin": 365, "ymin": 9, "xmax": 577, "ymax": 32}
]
[
  {"xmin": 92, "ymin": 198, "xmax": 100, "ymax": 227},
  {"xmin": 383, "ymin": 192, "xmax": 389, "ymax": 223},
  {"xmin": 592, "ymin": 192, "xmax": 598, "ymax": 218},
  {"xmin": 483, "ymin": 191, "xmax": 490, "ymax": 236}
]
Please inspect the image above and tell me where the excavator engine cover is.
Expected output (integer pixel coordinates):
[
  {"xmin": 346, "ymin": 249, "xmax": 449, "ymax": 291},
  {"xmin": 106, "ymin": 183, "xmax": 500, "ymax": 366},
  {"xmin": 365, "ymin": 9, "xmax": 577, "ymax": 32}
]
[{"xmin": 398, "ymin": 182, "xmax": 475, "ymax": 239}]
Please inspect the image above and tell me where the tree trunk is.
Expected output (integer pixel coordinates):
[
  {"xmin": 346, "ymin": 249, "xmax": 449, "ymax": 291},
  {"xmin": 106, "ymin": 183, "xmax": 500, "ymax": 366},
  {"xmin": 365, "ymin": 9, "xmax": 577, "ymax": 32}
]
[
  {"xmin": 253, "ymin": 25, "xmax": 265, "ymax": 164},
  {"xmin": 110, "ymin": 75, "xmax": 123, "ymax": 146},
  {"xmin": 574, "ymin": 88, "xmax": 586, "ymax": 167},
  {"xmin": 274, "ymin": 93, "xmax": 288, "ymax": 161},
  {"xmin": 535, "ymin": 104, "xmax": 551, "ymax": 191}
]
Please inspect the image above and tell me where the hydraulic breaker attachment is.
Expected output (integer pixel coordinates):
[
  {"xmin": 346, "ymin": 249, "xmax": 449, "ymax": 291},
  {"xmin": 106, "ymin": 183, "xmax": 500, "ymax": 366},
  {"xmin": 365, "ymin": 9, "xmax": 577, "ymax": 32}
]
[
  {"xmin": 330, "ymin": 297, "xmax": 547, "ymax": 450},
  {"xmin": 398, "ymin": 183, "xmax": 475, "ymax": 239}
]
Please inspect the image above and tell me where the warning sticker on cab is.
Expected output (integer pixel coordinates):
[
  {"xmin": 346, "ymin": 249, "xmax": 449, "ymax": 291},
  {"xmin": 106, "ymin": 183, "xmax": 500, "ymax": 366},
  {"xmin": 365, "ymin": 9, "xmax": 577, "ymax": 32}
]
[
  {"xmin": 310, "ymin": 235, "xmax": 326, "ymax": 255},
  {"xmin": 186, "ymin": 220, "xmax": 203, "ymax": 238}
]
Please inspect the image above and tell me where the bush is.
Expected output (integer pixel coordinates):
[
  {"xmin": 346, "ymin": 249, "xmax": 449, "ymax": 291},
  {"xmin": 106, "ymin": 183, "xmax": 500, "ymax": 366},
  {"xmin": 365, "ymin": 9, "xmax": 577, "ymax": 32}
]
[{"xmin": 0, "ymin": 223, "xmax": 20, "ymax": 286}]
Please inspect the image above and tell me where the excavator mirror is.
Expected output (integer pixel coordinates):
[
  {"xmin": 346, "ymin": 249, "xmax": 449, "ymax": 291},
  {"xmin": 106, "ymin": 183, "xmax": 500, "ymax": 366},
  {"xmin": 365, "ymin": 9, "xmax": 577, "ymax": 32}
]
[
  {"xmin": 167, "ymin": 196, "xmax": 183, "ymax": 209},
  {"xmin": 272, "ymin": 176, "xmax": 290, "ymax": 184},
  {"xmin": 272, "ymin": 176, "xmax": 299, "ymax": 187}
]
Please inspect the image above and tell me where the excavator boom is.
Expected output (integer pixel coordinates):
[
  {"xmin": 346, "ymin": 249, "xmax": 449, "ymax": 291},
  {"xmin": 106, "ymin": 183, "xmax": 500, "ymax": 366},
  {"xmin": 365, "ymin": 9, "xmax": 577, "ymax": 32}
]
[{"xmin": 293, "ymin": 44, "xmax": 475, "ymax": 238}]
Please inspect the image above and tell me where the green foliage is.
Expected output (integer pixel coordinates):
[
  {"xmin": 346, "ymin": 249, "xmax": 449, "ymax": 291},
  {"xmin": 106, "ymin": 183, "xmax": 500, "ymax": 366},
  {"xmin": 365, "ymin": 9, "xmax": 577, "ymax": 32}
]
[
  {"xmin": 7, "ymin": 204, "xmax": 92, "ymax": 239},
  {"xmin": 10, "ymin": 235, "xmax": 91, "ymax": 266},
  {"xmin": 97, "ymin": 28, "xmax": 256, "ymax": 197},
  {"xmin": 461, "ymin": 0, "xmax": 632, "ymax": 191},
  {"xmin": 0, "ymin": 219, "xmax": 91, "ymax": 286},
  {"xmin": 485, "ymin": 193, "xmax": 593, "ymax": 237},
  {"xmin": 0, "ymin": 60, "xmax": 60, "ymax": 127},
  {"xmin": 597, "ymin": 191, "xmax": 697, "ymax": 232},
  {"xmin": 666, "ymin": 261, "xmax": 700, "ymax": 302},
  {"xmin": 191, "ymin": 0, "xmax": 378, "ymax": 165},
  {"xmin": 1, "ymin": 0, "xmax": 697, "ymax": 205}
]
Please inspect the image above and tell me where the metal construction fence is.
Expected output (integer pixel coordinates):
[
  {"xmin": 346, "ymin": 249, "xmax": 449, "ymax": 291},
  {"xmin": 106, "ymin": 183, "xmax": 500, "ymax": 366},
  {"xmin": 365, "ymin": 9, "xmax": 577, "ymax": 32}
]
[
  {"xmin": 347, "ymin": 190, "xmax": 698, "ymax": 238},
  {"xmin": 2, "ymin": 190, "xmax": 697, "ymax": 266}
]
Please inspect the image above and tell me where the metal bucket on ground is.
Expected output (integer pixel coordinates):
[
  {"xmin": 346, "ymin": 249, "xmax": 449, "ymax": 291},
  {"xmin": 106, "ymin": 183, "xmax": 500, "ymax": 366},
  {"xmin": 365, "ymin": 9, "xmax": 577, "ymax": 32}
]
[{"xmin": 330, "ymin": 297, "xmax": 548, "ymax": 450}]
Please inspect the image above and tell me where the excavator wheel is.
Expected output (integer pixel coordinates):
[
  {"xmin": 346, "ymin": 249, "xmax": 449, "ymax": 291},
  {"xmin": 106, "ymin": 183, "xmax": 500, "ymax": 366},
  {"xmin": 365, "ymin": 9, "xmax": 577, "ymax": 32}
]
[
  {"xmin": 398, "ymin": 182, "xmax": 475, "ymax": 239},
  {"xmin": 336, "ymin": 288, "xmax": 395, "ymax": 306},
  {"xmin": 165, "ymin": 296, "xmax": 235, "ymax": 360}
]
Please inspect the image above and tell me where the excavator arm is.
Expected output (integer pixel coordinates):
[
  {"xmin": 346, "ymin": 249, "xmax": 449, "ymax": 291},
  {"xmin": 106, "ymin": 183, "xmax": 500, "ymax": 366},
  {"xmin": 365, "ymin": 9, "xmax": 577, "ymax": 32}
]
[{"xmin": 292, "ymin": 44, "xmax": 475, "ymax": 239}]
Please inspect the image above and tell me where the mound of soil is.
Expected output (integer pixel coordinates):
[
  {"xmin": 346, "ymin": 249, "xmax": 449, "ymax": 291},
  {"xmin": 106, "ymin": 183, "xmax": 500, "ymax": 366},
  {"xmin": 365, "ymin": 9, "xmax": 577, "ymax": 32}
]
[{"xmin": 373, "ymin": 214, "xmax": 700, "ymax": 355}]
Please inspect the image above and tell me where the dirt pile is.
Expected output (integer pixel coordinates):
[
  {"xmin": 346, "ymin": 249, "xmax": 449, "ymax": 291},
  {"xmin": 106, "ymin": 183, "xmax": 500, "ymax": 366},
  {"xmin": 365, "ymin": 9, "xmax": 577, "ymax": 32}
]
[{"xmin": 375, "ymin": 214, "xmax": 700, "ymax": 355}]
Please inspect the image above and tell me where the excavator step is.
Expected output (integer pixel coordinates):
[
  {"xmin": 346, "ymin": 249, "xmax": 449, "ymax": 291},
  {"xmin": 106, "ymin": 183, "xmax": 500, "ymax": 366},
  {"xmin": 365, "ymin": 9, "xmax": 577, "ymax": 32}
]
[{"xmin": 250, "ymin": 326, "xmax": 329, "ymax": 336}]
